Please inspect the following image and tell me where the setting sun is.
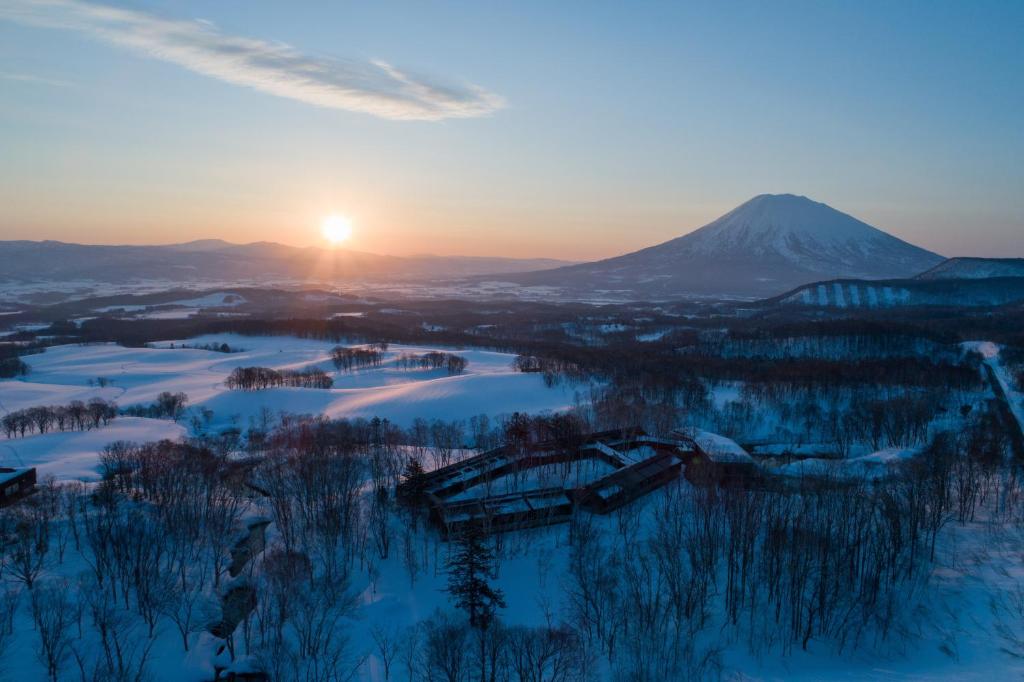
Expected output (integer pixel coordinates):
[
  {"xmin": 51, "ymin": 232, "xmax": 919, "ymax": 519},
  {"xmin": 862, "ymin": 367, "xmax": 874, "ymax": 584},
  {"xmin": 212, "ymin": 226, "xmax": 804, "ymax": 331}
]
[{"xmin": 321, "ymin": 215, "xmax": 353, "ymax": 244}]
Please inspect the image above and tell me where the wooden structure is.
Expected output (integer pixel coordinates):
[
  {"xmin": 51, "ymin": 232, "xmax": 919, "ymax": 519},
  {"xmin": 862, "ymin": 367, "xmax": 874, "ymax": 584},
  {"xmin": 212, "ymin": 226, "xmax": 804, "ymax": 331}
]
[
  {"xmin": 0, "ymin": 467, "xmax": 36, "ymax": 507},
  {"xmin": 407, "ymin": 429, "xmax": 700, "ymax": 536}
]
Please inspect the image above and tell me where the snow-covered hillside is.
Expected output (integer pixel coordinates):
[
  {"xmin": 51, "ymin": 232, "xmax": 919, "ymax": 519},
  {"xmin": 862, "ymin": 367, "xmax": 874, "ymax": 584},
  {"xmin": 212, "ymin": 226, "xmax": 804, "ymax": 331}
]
[
  {"xmin": 0, "ymin": 335, "xmax": 583, "ymax": 479},
  {"xmin": 915, "ymin": 256, "xmax": 1024, "ymax": 280},
  {"xmin": 771, "ymin": 276, "xmax": 1024, "ymax": 309}
]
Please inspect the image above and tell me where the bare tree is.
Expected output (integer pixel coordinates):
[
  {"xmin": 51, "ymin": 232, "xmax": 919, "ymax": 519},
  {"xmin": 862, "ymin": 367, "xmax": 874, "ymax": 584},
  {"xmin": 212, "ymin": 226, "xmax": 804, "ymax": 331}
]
[
  {"xmin": 31, "ymin": 579, "xmax": 74, "ymax": 682},
  {"xmin": 0, "ymin": 588, "xmax": 20, "ymax": 677},
  {"xmin": 371, "ymin": 624, "xmax": 401, "ymax": 680},
  {"xmin": 3, "ymin": 503, "xmax": 51, "ymax": 589},
  {"xmin": 422, "ymin": 611, "xmax": 470, "ymax": 682}
]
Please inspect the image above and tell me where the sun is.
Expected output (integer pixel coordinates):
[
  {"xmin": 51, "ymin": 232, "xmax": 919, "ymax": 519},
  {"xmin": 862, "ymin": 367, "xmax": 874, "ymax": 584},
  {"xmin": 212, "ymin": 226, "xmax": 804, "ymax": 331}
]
[{"xmin": 321, "ymin": 215, "xmax": 353, "ymax": 245}]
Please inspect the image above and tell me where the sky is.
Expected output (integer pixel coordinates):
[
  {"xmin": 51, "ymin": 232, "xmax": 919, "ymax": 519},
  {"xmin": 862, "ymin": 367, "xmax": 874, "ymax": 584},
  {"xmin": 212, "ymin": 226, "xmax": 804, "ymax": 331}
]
[{"xmin": 0, "ymin": 0, "xmax": 1022, "ymax": 260}]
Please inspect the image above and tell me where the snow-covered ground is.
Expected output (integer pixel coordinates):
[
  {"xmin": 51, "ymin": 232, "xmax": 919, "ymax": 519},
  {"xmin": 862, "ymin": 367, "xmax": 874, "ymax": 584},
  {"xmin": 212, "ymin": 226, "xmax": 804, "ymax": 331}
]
[
  {"xmin": 3, "ymin": 336, "xmax": 1021, "ymax": 680},
  {"xmin": 773, "ymin": 446, "xmax": 920, "ymax": 481},
  {"xmin": 965, "ymin": 340, "xmax": 1024, "ymax": 436},
  {"xmin": 5, "ymin": 466, "xmax": 1022, "ymax": 682},
  {"xmin": 0, "ymin": 417, "xmax": 187, "ymax": 480},
  {"xmin": 0, "ymin": 335, "xmax": 583, "ymax": 478}
]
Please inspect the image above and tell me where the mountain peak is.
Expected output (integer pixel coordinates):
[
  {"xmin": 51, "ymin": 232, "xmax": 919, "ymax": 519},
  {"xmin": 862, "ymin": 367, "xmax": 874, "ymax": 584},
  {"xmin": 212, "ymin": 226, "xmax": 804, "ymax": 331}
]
[
  {"xmin": 747, "ymin": 192, "xmax": 812, "ymax": 203},
  {"xmin": 701, "ymin": 193, "xmax": 883, "ymax": 245},
  {"xmin": 665, "ymin": 195, "xmax": 943, "ymax": 273},
  {"xmin": 498, "ymin": 194, "xmax": 944, "ymax": 298}
]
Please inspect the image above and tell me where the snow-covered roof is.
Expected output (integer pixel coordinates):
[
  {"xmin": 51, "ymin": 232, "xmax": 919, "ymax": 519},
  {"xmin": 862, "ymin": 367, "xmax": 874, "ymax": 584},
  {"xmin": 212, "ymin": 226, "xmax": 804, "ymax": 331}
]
[
  {"xmin": 0, "ymin": 468, "xmax": 32, "ymax": 485},
  {"xmin": 775, "ymin": 447, "xmax": 920, "ymax": 481},
  {"xmin": 690, "ymin": 430, "xmax": 755, "ymax": 464}
]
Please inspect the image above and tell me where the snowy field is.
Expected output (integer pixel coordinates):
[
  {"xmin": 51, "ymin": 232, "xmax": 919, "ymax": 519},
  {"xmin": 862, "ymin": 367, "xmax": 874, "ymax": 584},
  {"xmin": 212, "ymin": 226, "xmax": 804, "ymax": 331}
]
[
  {"xmin": 0, "ymin": 417, "xmax": 187, "ymax": 480},
  {"xmin": 0, "ymin": 334, "xmax": 583, "ymax": 479}
]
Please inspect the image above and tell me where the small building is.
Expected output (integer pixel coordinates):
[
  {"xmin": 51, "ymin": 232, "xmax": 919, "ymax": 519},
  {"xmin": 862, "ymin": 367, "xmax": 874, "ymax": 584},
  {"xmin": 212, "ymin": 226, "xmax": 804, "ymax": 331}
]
[
  {"xmin": 0, "ymin": 467, "xmax": 37, "ymax": 507},
  {"xmin": 673, "ymin": 429, "xmax": 759, "ymax": 487}
]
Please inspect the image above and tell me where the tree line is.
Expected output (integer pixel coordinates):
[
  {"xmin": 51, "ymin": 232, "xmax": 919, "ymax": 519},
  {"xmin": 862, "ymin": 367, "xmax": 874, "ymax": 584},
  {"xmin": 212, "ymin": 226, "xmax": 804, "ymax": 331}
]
[
  {"xmin": 225, "ymin": 366, "xmax": 334, "ymax": 391},
  {"xmin": 330, "ymin": 345, "xmax": 385, "ymax": 371},
  {"xmin": 1, "ymin": 398, "xmax": 117, "ymax": 439},
  {"xmin": 120, "ymin": 391, "xmax": 190, "ymax": 420},
  {"xmin": 0, "ymin": 343, "xmax": 40, "ymax": 378},
  {"xmin": 395, "ymin": 351, "xmax": 468, "ymax": 375}
]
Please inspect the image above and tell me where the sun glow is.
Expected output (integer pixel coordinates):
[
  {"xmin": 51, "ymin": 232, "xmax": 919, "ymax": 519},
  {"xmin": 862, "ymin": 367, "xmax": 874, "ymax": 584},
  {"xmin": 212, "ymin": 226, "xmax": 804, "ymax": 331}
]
[{"xmin": 321, "ymin": 215, "xmax": 353, "ymax": 244}]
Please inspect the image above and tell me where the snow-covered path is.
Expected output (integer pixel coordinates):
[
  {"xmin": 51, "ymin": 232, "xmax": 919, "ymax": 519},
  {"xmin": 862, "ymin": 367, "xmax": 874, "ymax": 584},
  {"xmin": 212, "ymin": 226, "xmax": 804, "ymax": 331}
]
[{"xmin": 963, "ymin": 341, "xmax": 1024, "ymax": 449}]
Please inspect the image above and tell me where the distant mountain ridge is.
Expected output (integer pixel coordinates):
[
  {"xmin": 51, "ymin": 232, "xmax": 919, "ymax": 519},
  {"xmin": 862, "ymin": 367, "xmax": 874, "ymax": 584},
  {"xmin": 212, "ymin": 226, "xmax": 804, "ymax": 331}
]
[
  {"xmin": 489, "ymin": 194, "xmax": 944, "ymax": 298},
  {"xmin": 766, "ymin": 276, "xmax": 1024, "ymax": 310},
  {"xmin": 915, "ymin": 257, "xmax": 1024, "ymax": 280},
  {"xmin": 0, "ymin": 240, "xmax": 574, "ymax": 283},
  {"xmin": 763, "ymin": 255, "xmax": 1024, "ymax": 310}
]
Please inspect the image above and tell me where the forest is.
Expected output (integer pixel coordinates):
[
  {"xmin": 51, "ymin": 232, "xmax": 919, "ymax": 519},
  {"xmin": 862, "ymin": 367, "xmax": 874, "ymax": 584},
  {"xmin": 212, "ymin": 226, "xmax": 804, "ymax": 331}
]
[
  {"xmin": 1, "ymin": 392, "xmax": 1020, "ymax": 680},
  {"xmin": 1, "ymin": 297, "xmax": 1024, "ymax": 679}
]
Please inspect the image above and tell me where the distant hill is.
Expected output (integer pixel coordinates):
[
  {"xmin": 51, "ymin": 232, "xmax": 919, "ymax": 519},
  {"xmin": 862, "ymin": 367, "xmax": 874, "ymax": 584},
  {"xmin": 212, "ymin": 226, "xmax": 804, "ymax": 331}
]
[
  {"xmin": 487, "ymin": 194, "xmax": 944, "ymax": 298},
  {"xmin": 766, "ymin": 276, "xmax": 1024, "ymax": 310},
  {"xmin": 915, "ymin": 257, "xmax": 1024, "ymax": 280},
  {"xmin": 0, "ymin": 240, "xmax": 574, "ymax": 283}
]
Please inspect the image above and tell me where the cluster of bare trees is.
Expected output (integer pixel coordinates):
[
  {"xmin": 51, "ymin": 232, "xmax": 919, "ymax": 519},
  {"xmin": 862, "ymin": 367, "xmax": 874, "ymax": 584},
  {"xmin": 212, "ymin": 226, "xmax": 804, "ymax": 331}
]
[
  {"xmin": 841, "ymin": 393, "xmax": 944, "ymax": 451},
  {"xmin": 121, "ymin": 390, "xmax": 189, "ymax": 420},
  {"xmin": 691, "ymin": 329, "xmax": 952, "ymax": 361},
  {"xmin": 42, "ymin": 440, "xmax": 248, "ymax": 677},
  {"xmin": 225, "ymin": 366, "xmax": 334, "ymax": 390},
  {"xmin": 0, "ymin": 454, "xmax": 236, "ymax": 681},
  {"xmin": 249, "ymin": 412, "xmax": 500, "ymax": 469},
  {"xmin": 330, "ymin": 345, "xmax": 384, "ymax": 371},
  {"xmin": 716, "ymin": 384, "xmax": 954, "ymax": 456},
  {"xmin": 395, "ymin": 351, "xmax": 469, "ymax": 375},
  {"xmin": 514, "ymin": 354, "xmax": 586, "ymax": 386},
  {"xmin": 1, "ymin": 398, "xmax": 117, "ymax": 439},
  {"xmin": 240, "ymin": 416, "xmax": 409, "ymax": 679},
  {"xmin": 165, "ymin": 341, "xmax": 239, "ymax": 353},
  {"xmin": 557, "ymin": 435, "xmax": 1007, "ymax": 679},
  {"xmin": 388, "ymin": 612, "xmax": 592, "ymax": 682}
]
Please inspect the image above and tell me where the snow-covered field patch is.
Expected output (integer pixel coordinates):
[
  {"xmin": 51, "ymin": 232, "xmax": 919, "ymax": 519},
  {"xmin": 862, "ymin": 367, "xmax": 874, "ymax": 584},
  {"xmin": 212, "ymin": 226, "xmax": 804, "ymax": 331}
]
[
  {"xmin": 2, "ymin": 335, "xmax": 583, "ymax": 477},
  {"xmin": 0, "ymin": 417, "xmax": 186, "ymax": 480}
]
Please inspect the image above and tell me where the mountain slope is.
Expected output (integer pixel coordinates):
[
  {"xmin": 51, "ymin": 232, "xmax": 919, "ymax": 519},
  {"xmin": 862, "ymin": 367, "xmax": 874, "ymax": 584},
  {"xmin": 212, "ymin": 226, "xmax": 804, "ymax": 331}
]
[
  {"xmin": 766, "ymin": 276, "xmax": 1024, "ymax": 310},
  {"xmin": 915, "ymin": 257, "xmax": 1024, "ymax": 280},
  {"xmin": 0, "ymin": 240, "xmax": 573, "ymax": 283},
  {"xmin": 495, "ymin": 194, "xmax": 943, "ymax": 298}
]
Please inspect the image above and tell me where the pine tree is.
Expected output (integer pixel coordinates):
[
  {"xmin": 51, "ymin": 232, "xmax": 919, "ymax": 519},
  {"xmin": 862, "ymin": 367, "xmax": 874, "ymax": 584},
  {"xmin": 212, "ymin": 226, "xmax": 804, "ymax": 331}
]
[
  {"xmin": 446, "ymin": 526, "xmax": 507, "ymax": 682},
  {"xmin": 396, "ymin": 457, "xmax": 426, "ymax": 504},
  {"xmin": 445, "ymin": 526, "xmax": 506, "ymax": 632}
]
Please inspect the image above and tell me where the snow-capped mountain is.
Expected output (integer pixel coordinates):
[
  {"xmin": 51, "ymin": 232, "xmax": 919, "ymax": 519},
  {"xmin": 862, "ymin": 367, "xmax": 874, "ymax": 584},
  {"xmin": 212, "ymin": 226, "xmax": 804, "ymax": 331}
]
[{"xmin": 495, "ymin": 194, "xmax": 944, "ymax": 298}]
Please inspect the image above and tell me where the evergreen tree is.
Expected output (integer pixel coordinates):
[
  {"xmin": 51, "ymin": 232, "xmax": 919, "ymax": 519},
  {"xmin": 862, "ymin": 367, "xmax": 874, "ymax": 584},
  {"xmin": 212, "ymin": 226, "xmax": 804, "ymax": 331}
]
[
  {"xmin": 396, "ymin": 457, "xmax": 426, "ymax": 504},
  {"xmin": 446, "ymin": 526, "xmax": 507, "ymax": 682},
  {"xmin": 445, "ymin": 526, "xmax": 506, "ymax": 632}
]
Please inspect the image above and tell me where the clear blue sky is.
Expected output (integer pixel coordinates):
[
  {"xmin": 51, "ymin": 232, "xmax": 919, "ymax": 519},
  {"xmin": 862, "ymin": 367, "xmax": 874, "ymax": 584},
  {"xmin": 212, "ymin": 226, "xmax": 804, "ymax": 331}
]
[{"xmin": 1, "ymin": 0, "xmax": 1021, "ymax": 259}]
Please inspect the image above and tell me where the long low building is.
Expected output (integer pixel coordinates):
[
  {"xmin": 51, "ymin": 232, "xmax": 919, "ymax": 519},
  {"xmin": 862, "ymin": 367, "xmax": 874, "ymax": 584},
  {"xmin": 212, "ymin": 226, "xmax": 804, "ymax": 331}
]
[{"xmin": 404, "ymin": 429, "xmax": 707, "ymax": 536}]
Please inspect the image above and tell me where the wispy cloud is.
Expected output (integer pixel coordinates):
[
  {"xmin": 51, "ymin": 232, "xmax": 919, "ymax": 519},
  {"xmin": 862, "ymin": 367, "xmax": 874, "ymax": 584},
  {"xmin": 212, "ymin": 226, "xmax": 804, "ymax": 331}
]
[
  {"xmin": 0, "ymin": 71, "xmax": 75, "ymax": 87},
  {"xmin": 0, "ymin": 0, "xmax": 505, "ymax": 120}
]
